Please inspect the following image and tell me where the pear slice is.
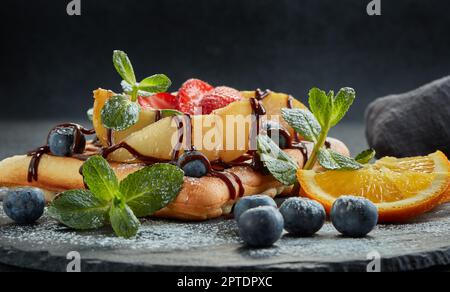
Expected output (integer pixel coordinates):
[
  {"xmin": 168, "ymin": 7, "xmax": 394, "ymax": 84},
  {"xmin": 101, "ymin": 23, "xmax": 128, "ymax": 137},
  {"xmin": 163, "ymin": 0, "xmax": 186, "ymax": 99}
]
[
  {"xmin": 92, "ymin": 89, "xmax": 159, "ymax": 146},
  {"xmin": 104, "ymin": 91, "xmax": 307, "ymax": 163}
]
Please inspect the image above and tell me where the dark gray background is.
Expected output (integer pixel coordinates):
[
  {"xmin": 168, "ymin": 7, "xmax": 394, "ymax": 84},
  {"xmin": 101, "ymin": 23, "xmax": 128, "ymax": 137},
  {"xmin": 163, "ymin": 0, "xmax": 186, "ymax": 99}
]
[{"xmin": 0, "ymin": 0, "xmax": 449, "ymax": 122}]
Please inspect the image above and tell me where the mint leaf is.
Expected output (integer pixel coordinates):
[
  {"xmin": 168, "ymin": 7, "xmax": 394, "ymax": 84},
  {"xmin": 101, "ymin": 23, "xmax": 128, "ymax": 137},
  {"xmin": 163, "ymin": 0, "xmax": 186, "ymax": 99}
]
[
  {"xmin": 160, "ymin": 109, "xmax": 183, "ymax": 117},
  {"xmin": 139, "ymin": 74, "xmax": 172, "ymax": 94},
  {"xmin": 121, "ymin": 80, "xmax": 133, "ymax": 93},
  {"xmin": 318, "ymin": 149, "xmax": 363, "ymax": 170},
  {"xmin": 120, "ymin": 164, "xmax": 184, "ymax": 217},
  {"xmin": 257, "ymin": 135, "xmax": 299, "ymax": 186},
  {"xmin": 113, "ymin": 50, "xmax": 136, "ymax": 85},
  {"xmin": 101, "ymin": 95, "xmax": 140, "ymax": 131},
  {"xmin": 355, "ymin": 149, "xmax": 376, "ymax": 164},
  {"xmin": 308, "ymin": 87, "xmax": 333, "ymax": 128},
  {"xmin": 109, "ymin": 198, "xmax": 140, "ymax": 239},
  {"xmin": 82, "ymin": 156, "xmax": 120, "ymax": 201},
  {"xmin": 281, "ymin": 108, "xmax": 321, "ymax": 143},
  {"xmin": 87, "ymin": 108, "xmax": 94, "ymax": 121},
  {"xmin": 330, "ymin": 87, "xmax": 355, "ymax": 127},
  {"xmin": 48, "ymin": 190, "xmax": 110, "ymax": 230}
]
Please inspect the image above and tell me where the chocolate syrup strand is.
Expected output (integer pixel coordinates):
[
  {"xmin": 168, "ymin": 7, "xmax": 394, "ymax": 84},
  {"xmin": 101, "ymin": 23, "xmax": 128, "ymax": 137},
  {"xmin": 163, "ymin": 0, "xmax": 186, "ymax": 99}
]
[
  {"xmin": 249, "ymin": 92, "xmax": 268, "ymax": 171},
  {"xmin": 255, "ymin": 88, "xmax": 271, "ymax": 100},
  {"xmin": 101, "ymin": 142, "xmax": 165, "ymax": 164},
  {"xmin": 155, "ymin": 110, "xmax": 163, "ymax": 123},
  {"xmin": 228, "ymin": 172, "xmax": 245, "ymax": 198},
  {"xmin": 171, "ymin": 114, "xmax": 193, "ymax": 161},
  {"xmin": 210, "ymin": 172, "xmax": 238, "ymax": 200},
  {"xmin": 291, "ymin": 142, "xmax": 309, "ymax": 163},
  {"xmin": 106, "ymin": 129, "xmax": 114, "ymax": 147},
  {"xmin": 27, "ymin": 146, "xmax": 50, "ymax": 182}
]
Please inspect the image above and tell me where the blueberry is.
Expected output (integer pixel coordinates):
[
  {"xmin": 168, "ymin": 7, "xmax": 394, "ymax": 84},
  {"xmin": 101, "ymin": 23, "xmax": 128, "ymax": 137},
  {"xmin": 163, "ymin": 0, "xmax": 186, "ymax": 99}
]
[
  {"xmin": 0, "ymin": 188, "xmax": 8, "ymax": 201},
  {"xmin": 238, "ymin": 206, "xmax": 284, "ymax": 247},
  {"xmin": 279, "ymin": 197, "xmax": 326, "ymax": 237},
  {"xmin": 3, "ymin": 188, "xmax": 45, "ymax": 224},
  {"xmin": 331, "ymin": 196, "xmax": 378, "ymax": 238},
  {"xmin": 177, "ymin": 151, "xmax": 209, "ymax": 178},
  {"xmin": 264, "ymin": 121, "xmax": 289, "ymax": 149},
  {"xmin": 234, "ymin": 195, "xmax": 277, "ymax": 222},
  {"xmin": 48, "ymin": 127, "xmax": 85, "ymax": 157}
]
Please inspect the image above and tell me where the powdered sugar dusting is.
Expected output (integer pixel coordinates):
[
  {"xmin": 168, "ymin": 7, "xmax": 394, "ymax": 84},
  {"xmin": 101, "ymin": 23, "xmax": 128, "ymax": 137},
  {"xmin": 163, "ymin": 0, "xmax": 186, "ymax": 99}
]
[{"xmin": 1, "ymin": 202, "xmax": 450, "ymax": 271}]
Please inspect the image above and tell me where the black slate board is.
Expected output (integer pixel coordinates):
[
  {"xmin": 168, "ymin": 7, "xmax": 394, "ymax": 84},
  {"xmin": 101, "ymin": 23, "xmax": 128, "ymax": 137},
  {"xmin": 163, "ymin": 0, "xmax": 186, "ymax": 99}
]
[
  {"xmin": 1, "ymin": 121, "xmax": 449, "ymax": 272},
  {"xmin": 1, "ymin": 202, "xmax": 450, "ymax": 272}
]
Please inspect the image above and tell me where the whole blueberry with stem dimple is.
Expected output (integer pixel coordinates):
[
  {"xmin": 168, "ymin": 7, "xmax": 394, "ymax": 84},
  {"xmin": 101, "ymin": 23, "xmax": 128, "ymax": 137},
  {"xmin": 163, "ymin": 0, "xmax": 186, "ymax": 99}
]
[
  {"xmin": 279, "ymin": 197, "xmax": 326, "ymax": 237},
  {"xmin": 3, "ymin": 188, "xmax": 45, "ymax": 224},
  {"xmin": 238, "ymin": 206, "xmax": 284, "ymax": 247},
  {"xmin": 234, "ymin": 195, "xmax": 277, "ymax": 222},
  {"xmin": 177, "ymin": 150, "xmax": 209, "ymax": 178},
  {"xmin": 48, "ymin": 127, "xmax": 85, "ymax": 157},
  {"xmin": 331, "ymin": 196, "xmax": 378, "ymax": 238}
]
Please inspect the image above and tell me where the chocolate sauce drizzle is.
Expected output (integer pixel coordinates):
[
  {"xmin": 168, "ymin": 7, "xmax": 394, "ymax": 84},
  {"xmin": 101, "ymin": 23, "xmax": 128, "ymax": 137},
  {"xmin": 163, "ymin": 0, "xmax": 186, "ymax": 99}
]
[
  {"xmin": 106, "ymin": 129, "xmax": 114, "ymax": 147},
  {"xmin": 27, "ymin": 146, "xmax": 50, "ymax": 182},
  {"xmin": 154, "ymin": 110, "xmax": 163, "ymax": 123},
  {"xmin": 101, "ymin": 142, "xmax": 165, "ymax": 164},
  {"xmin": 27, "ymin": 123, "xmax": 96, "ymax": 182},
  {"xmin": 248, "ymin": 90, "xmax": 269, "ymax": 172}
]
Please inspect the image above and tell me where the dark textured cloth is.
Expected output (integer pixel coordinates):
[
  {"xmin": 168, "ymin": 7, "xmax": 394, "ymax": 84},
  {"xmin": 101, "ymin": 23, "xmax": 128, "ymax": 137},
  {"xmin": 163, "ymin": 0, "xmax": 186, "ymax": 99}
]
[{"xmin": 366, "ymin": 76, "xmax": 450, "ymax": 158}]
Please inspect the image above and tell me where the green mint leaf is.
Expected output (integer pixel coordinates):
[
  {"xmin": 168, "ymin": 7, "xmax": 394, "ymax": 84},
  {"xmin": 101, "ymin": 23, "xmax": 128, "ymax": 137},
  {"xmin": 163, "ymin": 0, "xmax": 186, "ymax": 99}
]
[
  {"xmin": 120, "ymin": 163, "xmax": 184, "ymax": 217},
  {"xmin": 318, "ymin": 149, "xmax": 363, "ymax": 170},
  {"xmin": 329, "ymin": 87, "xmax": 355, "ymax": 127},
  {"xmin": 82, "ymin": 156, "xmax": 120, "ymax": 201},
  {"xmin": 160, "ymin": 109, "xmax": 183, "ymax": 117},
  {"xmin": 113, "ymin": 50, "xmax": 136, "ymax": 85},
  {"xmin": 48, "ymin": 190, "xmax": 110, "ymax": 230},
  {"xmin": 101, "ymin": 95, "xmax": 140, "ymax": 131},
  {"xmin": 87, "ymin": 108, "xmax": 94, "ymax": 121},
  {"xmin": 139, "ymin": 74, "xmax": 172, "ymax": 94},
  {"xmin": 308, "ymin": 87, "xmax": 333, "ymax": 128},
  {"xmin": 281, "ymin": 108, "xmax": 321, "ymax": 143},
  {"xmin": 109, "ymin": 198, "xmax": 140, "ymax": 239},
  {"xmin": 355, "ymin": 149, "xmax": 376, "ymax": 164},
  {"xmin": 257, "ymin": 135, "xmax": 299, "ymax": 186},
  {"xmin": 121, "ymin": 80, "xmax": 133, "ymax": 93}
]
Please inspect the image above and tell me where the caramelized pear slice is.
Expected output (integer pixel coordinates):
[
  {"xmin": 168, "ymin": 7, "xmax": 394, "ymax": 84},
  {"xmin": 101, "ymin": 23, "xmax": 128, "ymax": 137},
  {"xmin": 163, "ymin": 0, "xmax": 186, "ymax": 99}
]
[{"xmin": 93, "ymin": 89, "xmax": 159, "ymax": 146}]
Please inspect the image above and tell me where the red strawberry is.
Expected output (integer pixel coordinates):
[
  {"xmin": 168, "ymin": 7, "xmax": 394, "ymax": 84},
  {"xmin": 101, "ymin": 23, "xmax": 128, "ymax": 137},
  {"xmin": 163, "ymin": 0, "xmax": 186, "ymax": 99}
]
[
  {"xmin": 138, "ymin": 93, "xmax": 178, "ymax": 110},
  {"xmin": 178, "ymin": 79, "xmax": 214, "ymax": 115},
  {"xmin": 200, "ymin": 86, "xmax": 243, "ymax": 114}
]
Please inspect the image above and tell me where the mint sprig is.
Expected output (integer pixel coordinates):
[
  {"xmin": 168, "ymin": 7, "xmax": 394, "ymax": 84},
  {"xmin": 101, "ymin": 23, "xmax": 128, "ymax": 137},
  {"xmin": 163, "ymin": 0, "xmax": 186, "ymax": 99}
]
[
  {"xmin": 282, "ymin": 87, "xmax": 360, "ymax": 170},
  {"xmin": 104, "ymin": 50, "xmax": 172, "ymax": 131},
  {"xmin": 48, "ymin": 156, "xmax": 184, "ymax": 238}
]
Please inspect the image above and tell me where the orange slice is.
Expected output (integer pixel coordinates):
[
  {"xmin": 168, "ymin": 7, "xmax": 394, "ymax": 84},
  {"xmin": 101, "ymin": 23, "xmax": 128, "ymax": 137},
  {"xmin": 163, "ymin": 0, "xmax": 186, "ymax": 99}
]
[{"xmin": 298, "ymin": 151, "xmax": 450, "ymax": 222}]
